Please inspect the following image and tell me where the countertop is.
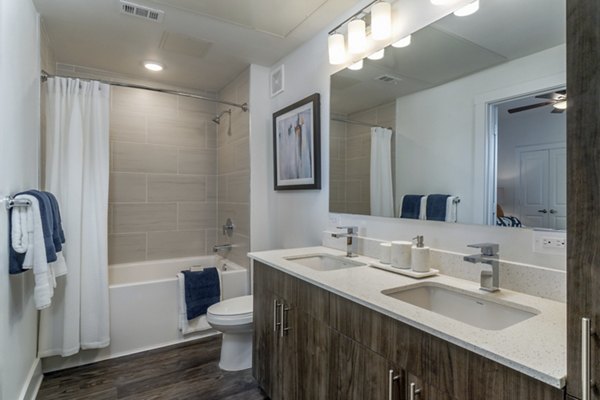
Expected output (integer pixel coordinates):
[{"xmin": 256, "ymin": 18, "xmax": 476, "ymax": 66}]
[{"xmin": 248, "ymin": 246, "xmax": 566, "ymax": 388}]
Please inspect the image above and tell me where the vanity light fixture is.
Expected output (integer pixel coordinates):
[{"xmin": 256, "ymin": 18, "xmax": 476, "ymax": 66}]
[
  {"xmin": 392, "ymin": 35, "xmax": 412, "ymax": 48},
  {"xmin": 328, "ymin": 33, "xmax": 346, "ymax": 65},
  {"xmin": 367, "ymin": 48, "xmax": 385, "ymax": 60},
  {"xmin": 348, "ymin": 19, "xmax": 367, "ymax": 54},
  {"xmin": 144, "ymin": 61, "xmax": 163, "ymax": 72},
  {"xmin": 348, "ymin": 60, "xmax": 364, "ymax": 70},
  {"xmin": 553, "ymin": 100, "xmax": 567, "ymax": 110},
  {"xmin": 454, "ymin": 0, "xmax": 479, "ymax": 16},
  {"xmin": 371, "ymin": 1, "xmax": 392, "ymax": 40}
]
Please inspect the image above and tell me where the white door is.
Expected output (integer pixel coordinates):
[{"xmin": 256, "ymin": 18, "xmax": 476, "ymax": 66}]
[
  {"xmin": 548, "ymin": 147, "xmax": 567, "ymax": 230},
  {"xmin": 517, "ymin": 149, "xmax": 549, "ymax": 228},
  {"xmin": 516, "ymin": 144, "xmax": 566, "ymax": 229}
]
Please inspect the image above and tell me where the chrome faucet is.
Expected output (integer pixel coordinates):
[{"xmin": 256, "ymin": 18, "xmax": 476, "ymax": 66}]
[
  {"xmin": 463, "ymin": 243, "xmax": 500, "ymax": 292},
  {"xmin": 331, "ymin": 226, "xmax": 358, "ymax": 257}
]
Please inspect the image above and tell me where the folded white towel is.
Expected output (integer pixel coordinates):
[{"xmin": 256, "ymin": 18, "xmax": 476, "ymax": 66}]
[
  {"xmin": 50, "ymin": 252, "xmax": 68, "ymax": 278},
  {"xmin": 18, "ymin": 195, "xmax": 54, "ymax": 310},
  {"xmin": 419, "ymin": 196, "xmax": 428, "ymax": 220},
  {"xmin": 177, "ymin": 268, "xmax": 223, "ymax": 335},
  {"xmin": 12, "ymin": 202, "xmax": 35, "ymax": 268},
  {"xmin": 446, "ymin": 196, "xmax": 458, "ymax": 223}
]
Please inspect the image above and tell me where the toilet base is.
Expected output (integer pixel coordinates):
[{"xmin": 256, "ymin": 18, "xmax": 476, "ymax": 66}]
[{"xmin": 218, "ymin": 331, "xmax": 252, "ymax": 371}]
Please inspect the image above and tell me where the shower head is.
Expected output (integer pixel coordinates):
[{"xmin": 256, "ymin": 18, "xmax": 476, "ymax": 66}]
[{"xmin": 212, "ymin": 109, "xmax": 231, "ymax": 125}]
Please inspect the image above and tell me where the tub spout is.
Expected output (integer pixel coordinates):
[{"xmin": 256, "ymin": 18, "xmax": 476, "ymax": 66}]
[{"xmin": 213, "ymin": 244, "xmax": 232, "ymax": 253}]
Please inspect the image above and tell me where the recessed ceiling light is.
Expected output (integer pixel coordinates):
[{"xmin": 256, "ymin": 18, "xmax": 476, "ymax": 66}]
[
  {"xmin": 348, "ymin": 60, "xmax": 364, "ymax": 71},
  {"xmin": 454, "ymin": 0, "xmax": 479, "ymax": 16},
  {"xmin": 367, "ymin": 49, "xmax": 385, "ymax": 60},
  {"xmin": 144, "ymin": 61, "xmax": 164, "ymax": 72}
]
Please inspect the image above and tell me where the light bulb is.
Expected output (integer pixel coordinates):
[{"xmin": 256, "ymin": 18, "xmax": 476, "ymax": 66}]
[
  {"xmin": 392, "ymin": 35, "xmax": 412, "ymax": 48},
  {"xmin": 348, "ymin": 19, "xmax": 366, "ymax": 54},
  {"xmin": 328, "ymin": 33, "xmax": 346, "ymax": 65},
  {"xmin": 348, "ymin": 60, "xmax": 364, "ymax": 70},
  {"xmin": 454, "ymin": 0, "xmax": 479, "ymax": 16},
  {"xmin": 367, "ymin": 49, "xmax": 385, "ymax": 60},
  {"xmin": 371, "ymin": 2, "xmax": 392, "ymax": 41},
  {"xmin": 554, "ymin": 101, "xmax": 567, "ymax": 110}
]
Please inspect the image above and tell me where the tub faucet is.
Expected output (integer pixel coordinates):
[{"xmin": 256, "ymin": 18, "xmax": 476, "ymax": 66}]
[
  {"xmin": 464, "ymin": 243, "xmax": 500, "ymax": 292},
  {"xmin": 331, "ymin": 226, "xmax": 358, "ymax": 257},
  {"xmin": 213, "ymin": 244, "xmax": 232, "ymax": 253}
]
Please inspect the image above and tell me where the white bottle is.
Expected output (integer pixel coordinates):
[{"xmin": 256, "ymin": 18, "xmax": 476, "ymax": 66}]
[
  {"xmin": 391, "ymin": 241, "xmax": 411, "ymax": 269},
  {"xmin": 411, "ymin": 235, "xmax": 430, "ymax": 273},
  {"xmin": 379, "ymin": 242, "xmax": 392, "ymax": 264}
]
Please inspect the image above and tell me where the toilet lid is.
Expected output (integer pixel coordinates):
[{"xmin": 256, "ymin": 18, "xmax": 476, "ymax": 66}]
[{"xmin": 208, "ymin": 295, "xmax": 253, "ymax": 316}]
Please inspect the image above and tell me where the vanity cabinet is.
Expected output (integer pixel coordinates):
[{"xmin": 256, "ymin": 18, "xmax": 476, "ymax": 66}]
[{"xmin": 253, "ymin": 261, "xmax": 564, "ymax": 400}]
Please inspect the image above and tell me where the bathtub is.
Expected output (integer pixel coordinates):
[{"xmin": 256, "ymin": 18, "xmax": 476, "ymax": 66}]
[{"xmin": 42, "ymin": 256, "xmax": 249, "ymax": 372}]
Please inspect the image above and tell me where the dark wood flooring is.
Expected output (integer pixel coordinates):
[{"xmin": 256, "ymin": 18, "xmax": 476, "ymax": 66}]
[{"xmin": 37, "ymin": 336, "xmax": 268, "ymax": 400}]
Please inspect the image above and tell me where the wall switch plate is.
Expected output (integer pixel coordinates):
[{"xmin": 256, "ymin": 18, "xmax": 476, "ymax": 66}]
[{"xmin": 533, "ymin": 229, "xmax": 567, "ymax": 255}]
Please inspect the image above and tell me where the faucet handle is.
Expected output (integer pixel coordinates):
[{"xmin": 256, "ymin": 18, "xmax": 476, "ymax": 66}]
[
  {"xmin": 467, "ymin": 243, "xmax": 499, "ymax": 256},
  {"xmin": 337, "ymin": 226, "xmax": 358, "ymax": 234}
]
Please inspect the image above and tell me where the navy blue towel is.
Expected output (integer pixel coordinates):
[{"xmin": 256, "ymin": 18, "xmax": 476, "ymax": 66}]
[
  {"xmin": 401, "ymin": 195, "xmax": 424, "ymax": 219},
  {"xmin": 426, "ymin": 194, "xmax": 450, "ymax": 221},
  {"xmin": 182, "ymin": 268, "xmax": 220, "ymax": 320},
  {"xmin": 9, "ymin": 190, "xmax": 60, "ymax": 274},
  {"xmin": 44, "ymin": 192, "xmax": 66, "ymax": 250}
]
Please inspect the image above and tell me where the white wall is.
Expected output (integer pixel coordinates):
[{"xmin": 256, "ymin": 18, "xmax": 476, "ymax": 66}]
[
  {"xmin": 250, "ymin": 0, "xmax": 470, "ymax": 250},
  {"xmin": 0, "ymin": 0, "xmax": 42, "ymax": 399},
  {"xmin": 497, "ymin": 105, "xmax": 566, "ymax": 215},
  {"xmin": 394, "ymin": 45, "xmax": 566, "ymax": 225}
]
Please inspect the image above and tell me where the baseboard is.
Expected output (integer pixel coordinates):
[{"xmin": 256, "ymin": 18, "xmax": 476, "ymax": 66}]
[{"xmin": 19, "ymin": 358, "xmax": 43, "ymax": 400}]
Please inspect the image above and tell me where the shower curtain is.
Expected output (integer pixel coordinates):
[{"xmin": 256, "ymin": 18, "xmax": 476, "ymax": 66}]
[
  {"xmin": 38, "ymin": 77, "xmax": 110, "ymax": 357},
  {"xmin": 370, "ymin": 127, "xmax": 394, "ymax": 217}
]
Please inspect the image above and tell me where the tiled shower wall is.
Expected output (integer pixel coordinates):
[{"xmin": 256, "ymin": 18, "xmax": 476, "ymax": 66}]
[
  {"xmin": 108, "ymin": 87, "xmax": 219, "ymax": 264},
  {"xmin": 329, "ymin": 101, "xmax": 396, "ymax": 215},
  {"xmin": 216, "ymin": 69, "xmax": 251, "ymax": 268}
]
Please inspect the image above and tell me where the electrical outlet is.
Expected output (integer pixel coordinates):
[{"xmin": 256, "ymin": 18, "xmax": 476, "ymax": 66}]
[{"xmin": 542, "ymin": 237, "xmax": 566, "ymax": 249}]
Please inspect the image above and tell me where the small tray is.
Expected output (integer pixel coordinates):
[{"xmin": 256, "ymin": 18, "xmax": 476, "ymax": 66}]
[{"xmin": 369, "ymin": 262, "xmax": 439, "ymax": 279}]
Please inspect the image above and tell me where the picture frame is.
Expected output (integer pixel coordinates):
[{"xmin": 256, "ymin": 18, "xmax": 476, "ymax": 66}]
[
  {"xmin": 273, "ymin": 93, "xmax": 321, "ymax": 190},
  {"xmin": 270, "ymin": 65, "xmax": 285, "ymax": 97}
]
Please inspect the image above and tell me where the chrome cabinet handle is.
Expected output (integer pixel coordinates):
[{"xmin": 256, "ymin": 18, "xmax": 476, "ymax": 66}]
[
  {"xmin": 537, "ymin": 209, "xmax": 548, "ymax": 214},
  {"xmin": 388, "ymin": 370, "xmax": 400, "ymax": 400},
  {"xmin": 409, "ymin": 382, "xmax": 422, "ymax": 400},
  {"xmin": 582, "ymin": 317, "xmax": 591, "ymax": 400},
  {"xmin": 549, "ymin": 209, "xmax": 557, "ymax": 214},
  {"xmin": 280, "ymin": 304, "xmax": 291, "ymax": 338},
  {"xmin": 273, "ymin": 299, "xmax": 281, "ymax": 333}
]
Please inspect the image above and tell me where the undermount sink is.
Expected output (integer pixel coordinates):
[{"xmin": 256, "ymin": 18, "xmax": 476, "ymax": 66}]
[
  {"xmin": 382, "ymin": 282, "xmax": 539, "ymax": 330},
  {"xmin": 285, "ymin": 253, "xmax": 366, "ymax": 271}
]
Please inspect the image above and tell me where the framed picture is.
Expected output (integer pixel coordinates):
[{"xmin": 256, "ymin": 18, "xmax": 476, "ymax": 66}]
[
  {"xmin": 270, "ymin": 65, "xmax": 284, "ymax": 97},
  {"xmin": 273, "ymin": 93, "xmax": 321, "ymax": 190}
]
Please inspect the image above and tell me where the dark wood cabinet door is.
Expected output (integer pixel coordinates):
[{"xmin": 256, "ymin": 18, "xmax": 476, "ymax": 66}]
[
  {"xmin": 276, "ymin": 299, "xmax": 297, "ymax": 400},
  {"xmin": 566, "ymin": 1, "xmax": 600, "ymax": 399},
  {"xmin": 296, "ymin": 311, "xmax": 330, "ymax": 400}
]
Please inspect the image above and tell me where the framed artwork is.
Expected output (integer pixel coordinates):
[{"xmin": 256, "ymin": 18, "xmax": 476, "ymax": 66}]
[
  {"xmin": 270, "ymin": 65, "xmax": 285, "ymax": 97},
  {"xmin": 273, "ymin": 93, "xmax": 321, "ymax": 190}
]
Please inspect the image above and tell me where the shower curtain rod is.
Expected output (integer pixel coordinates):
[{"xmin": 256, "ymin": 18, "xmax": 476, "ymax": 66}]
[
  {"xmin": 331, "ymin": 116, "xmax": 392, "ymax": 131},
  {"xmin": 40, "ymin": 70, "xmax": 249, "ymax": 112}
]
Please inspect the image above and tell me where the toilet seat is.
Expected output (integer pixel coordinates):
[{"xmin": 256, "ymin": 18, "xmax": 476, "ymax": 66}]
[{"xmin": 207, "ymin": 295, "xmax": 253, "ymax": 326}]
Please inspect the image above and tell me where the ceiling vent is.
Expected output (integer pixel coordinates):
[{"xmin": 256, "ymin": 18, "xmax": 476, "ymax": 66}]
[
  {"xmin": 120, "ymin": 1, "xmax": 164, "ymax": 23},
  {"xmin": 375, "ymin": 74, "xmax": 402, "ymax": 84}
]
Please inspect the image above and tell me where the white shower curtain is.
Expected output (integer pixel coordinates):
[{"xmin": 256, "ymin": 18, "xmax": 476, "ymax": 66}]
[
  {"xmin": 370, "ymin": 127, "xmax": 394, "ymax": 217},
  {"xmin": 38, "ymin": 77, "xmax": 110, "ymax": 357}
]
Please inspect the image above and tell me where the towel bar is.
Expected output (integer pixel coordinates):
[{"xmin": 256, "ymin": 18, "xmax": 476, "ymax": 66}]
[
  {"xmin": 4, "ymin": 196, "xmax": 32, "ymax": 210},
  {"xmin": 452, "ymin": 197, "xmax": 461, "ymax": 204}
]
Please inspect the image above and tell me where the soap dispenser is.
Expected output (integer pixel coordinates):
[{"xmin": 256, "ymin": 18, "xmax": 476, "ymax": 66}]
[{"xmin": 411, "ymin": 235, "xmax": 430, "ymax": 273}]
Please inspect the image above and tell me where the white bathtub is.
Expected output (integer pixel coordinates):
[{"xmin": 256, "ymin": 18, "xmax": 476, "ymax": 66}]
[{"xmin": 42, "ymin": 256, "xmax": 249, "ymax": 372}]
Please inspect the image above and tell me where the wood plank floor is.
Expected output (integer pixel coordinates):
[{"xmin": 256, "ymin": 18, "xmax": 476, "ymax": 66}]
[{"xmin": 37, "ymin": 336, "xmax": 268, "ymax": 400}]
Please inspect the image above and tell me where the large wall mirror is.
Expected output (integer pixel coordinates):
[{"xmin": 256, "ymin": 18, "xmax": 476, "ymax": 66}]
[{"xmin": 329, "ymin": 0, "xmax": 566, "ymax": 231}]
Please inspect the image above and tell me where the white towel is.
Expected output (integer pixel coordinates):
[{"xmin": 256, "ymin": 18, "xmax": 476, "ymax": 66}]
[
  {"xmin": 11, "ymin": 202, "xmax": 34, "ymax": 267},
  {"xmin": 177, "ymin": 268, "xmax": 223, "ymax": 335},
  {"xmin": 419, "ymin": 196, "xmax": 428, "ymax": 220},
  {"xmin": 446, "ymin": 196, "xmax": 458, "ymax": 223},
  {"xmin": 50, "ymin": 253, "xmax": 68, "ymax": 278},
  {"xmin": 17, "ymin": 195, "xmax": 54, "ymax": 309}
]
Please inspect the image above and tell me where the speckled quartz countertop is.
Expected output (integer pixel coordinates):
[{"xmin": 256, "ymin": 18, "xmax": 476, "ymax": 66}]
[{"xmin": 248, "ymin": 246, "xmax": 566, "ymax": 389}]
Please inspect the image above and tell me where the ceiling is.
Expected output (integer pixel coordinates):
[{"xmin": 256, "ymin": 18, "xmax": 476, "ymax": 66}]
[
  {"xmin": 33, "ymin": 0, "xmax": 360, "ymax": 92},
  {"xmin": 331, "ymin": 0, "xmax": 566, "ymax": 115}
]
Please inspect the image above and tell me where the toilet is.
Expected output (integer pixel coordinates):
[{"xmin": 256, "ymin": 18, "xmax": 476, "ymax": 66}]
[{"xmin": 206, "ymin": 294, "xmax": 253, "ymax": 371}]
